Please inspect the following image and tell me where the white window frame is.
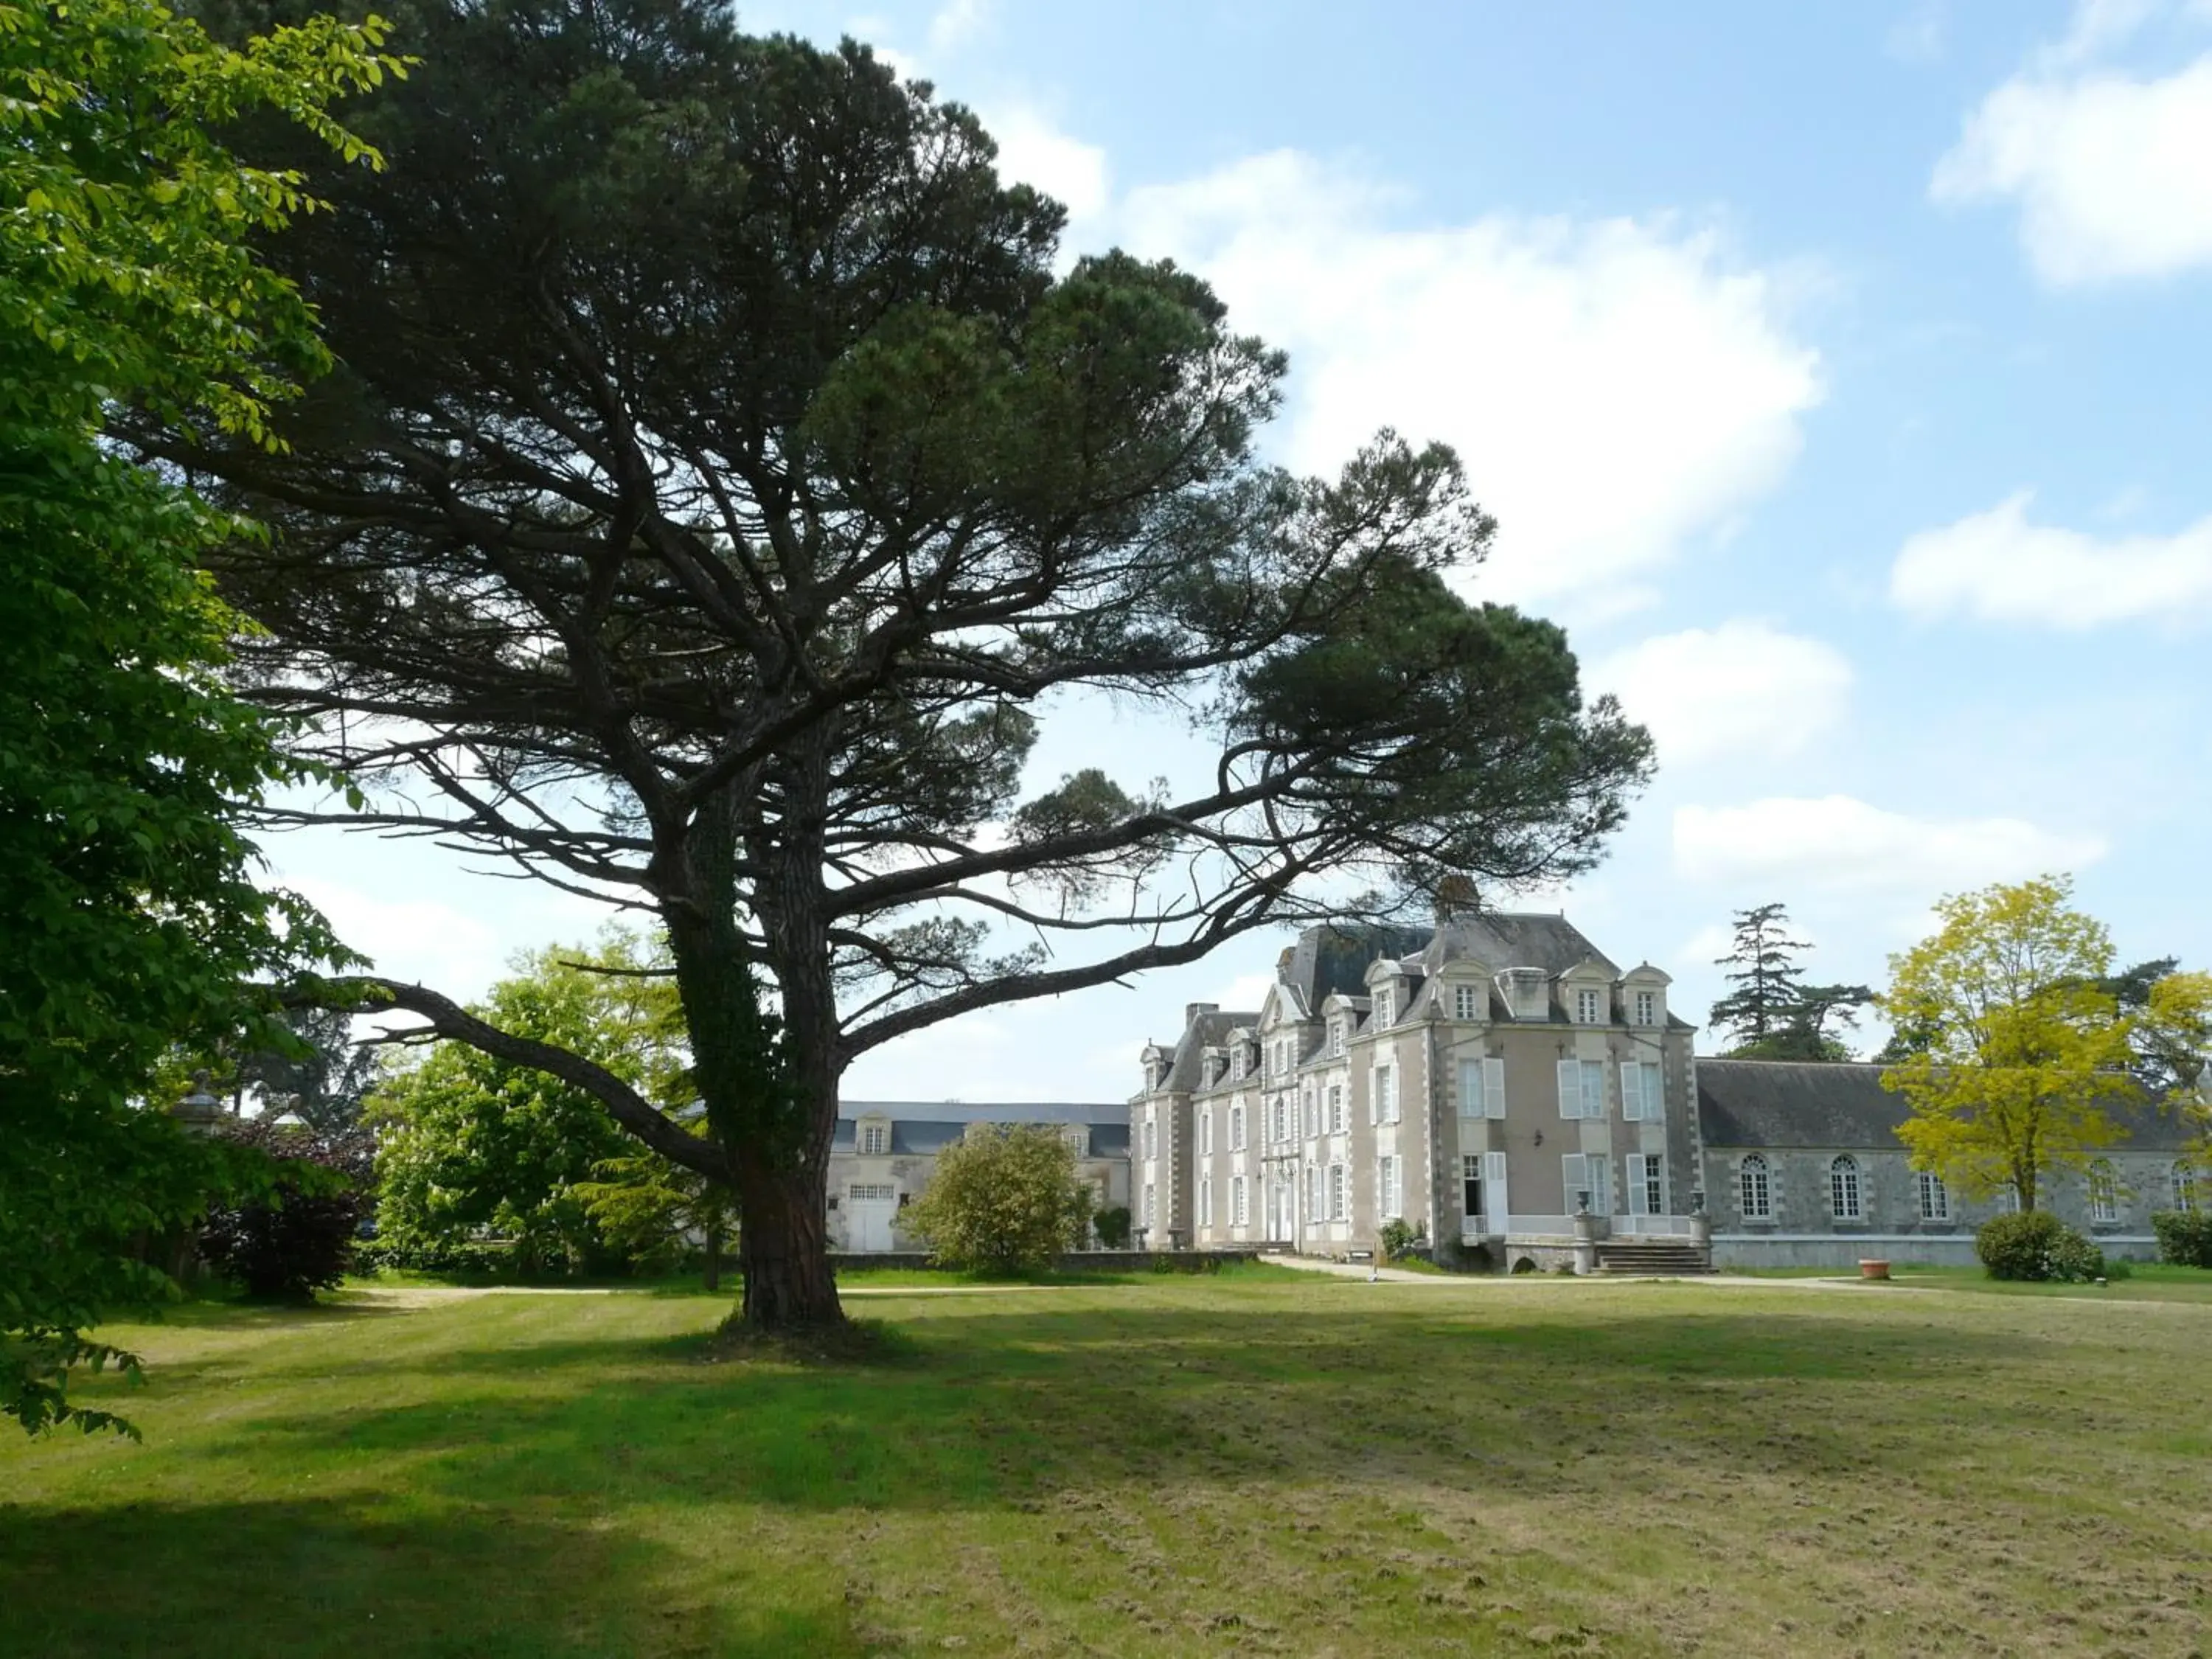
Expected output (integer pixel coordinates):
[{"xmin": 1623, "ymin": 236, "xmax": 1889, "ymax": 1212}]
[
  {"xmin": 1271, "ymin": 1097, "xmax": 1288, "ymax": 1144},
  {"xmin": 1328, "ymin": 1163, "xmax": 1348, "ymax": 1222},
  {"xmin": 1198, "ymin": 1170, "xmax": 1213, "ymax": 1228},
  {"xmin": 858, "ymin": 1123, "xmax": 890, "ymax": 1156},
  {"xmin": 1328, "ymin": 1085, "xmax": 1346, "ymax": 1135},
  {"xmin": 1831, "ymin": 1155, "xmax": 1863, "ymax": 1221},
  {"xmin": 1143, "ymin": 1118, "xmax": 1157, "ymax": 1160},
  {"xmin": 1634, "ymin": 990, "xmax": 1657, "ymax": 1026},
  {"xmin": 1461, "ymin": 1152, "xmax": 1485, "ymax": 1218},
  {"xmin": 1329, "ymin": 1020, "xmax": 1346, "ymax": 1057},
  {"xmin": 1198, "ymin": 1107, "xmax": 1211, "ymax": 1150},
  {"xmin": 1739, "ymin": 1154, "xmax": 1772, "ymax": 1221},
  {"xmin": 1232, "ymin": 1175, "xmax": 1248, "ymax": 1226},
  {"xmin": 1619, "ymin": 1060, "xmax": 1663, "ymax": 1123},
  {"xmin": 2088, "ymin": 1161, "xmax": 2119, "ymax": 1225},
  {"xmin": 1575, "ymin": 987, "xmax": 1602, "ymax": 1025},
  {"xmin": 1454, "ymin": 983, "xmax": 1481, "ymax": 1022},
  {"xmin": 1374, "ymin": 989, "xmax": 1392, "ymax": 1027},
  {"xmin": 1376, "ymin": 1064, "xmax": 1399, "ymax": 1126},
  {"xmin": 1916, "ymin": 1169, "xmax": 1949, "ymax": 1222},
  {"xmin": 1229, "ymin": 1105, "xmax": 1245, "ymax": 1152},
  {"xmin": 1378, "ymin": 1155, "xmax": 1400, "ymax": 1221},
  {"xmin": 2174, "ymin": 1162, "xmax": 2199, "ymax": 1214},
  {"xmin": 1307, "ymin": 1163, "xmax": 1324, "ymax": 1219},
  {"xmin": 849, "ymin": 1182, "xmax": 895, "ymax": 1203},
  {"xmin": 1563, "ymin": 1152, "xmax": 1610, "ymax": 1216}
]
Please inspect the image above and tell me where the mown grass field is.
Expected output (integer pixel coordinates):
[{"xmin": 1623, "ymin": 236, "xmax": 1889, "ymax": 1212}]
[{"xmin": 3, "ymin": 1268, "xmax": 2208, "ymax": 1658}]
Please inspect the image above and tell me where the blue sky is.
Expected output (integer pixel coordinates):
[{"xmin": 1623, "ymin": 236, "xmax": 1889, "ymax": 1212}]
[{"xmin": 267, "ymin": 0, "xmax": 2212, "ymax": 1102}]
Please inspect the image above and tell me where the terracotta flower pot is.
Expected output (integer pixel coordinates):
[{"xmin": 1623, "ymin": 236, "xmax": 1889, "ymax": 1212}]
[{"xmin": 1858, "ymin": 1258, "xmax": 1891, "ymax": 1281}]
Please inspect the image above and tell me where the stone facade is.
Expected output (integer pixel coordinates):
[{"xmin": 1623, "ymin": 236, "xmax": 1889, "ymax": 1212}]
[
  {"xmin": 1697, "ymin": 1059, "xmax": 2197, "ymax": 1268},
  {"xmin": 1133, "ymin": 914, "xmax": 1702, "ymax": 1265},
  {"xmin": 825, "ymin": 1100, "xmax": 1130, "ymax": 1253}
]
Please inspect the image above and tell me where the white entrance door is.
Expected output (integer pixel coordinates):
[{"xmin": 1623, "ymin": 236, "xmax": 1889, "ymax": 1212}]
[{"xmin": 848, "ymin": 1183, "xmax": 897, "ymax": 1251}]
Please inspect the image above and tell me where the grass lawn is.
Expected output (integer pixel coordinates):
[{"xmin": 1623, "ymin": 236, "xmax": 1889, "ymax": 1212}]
[{"xmin": 4, "ymin": 1274, "xmax": 2208, "ymax": 1658}]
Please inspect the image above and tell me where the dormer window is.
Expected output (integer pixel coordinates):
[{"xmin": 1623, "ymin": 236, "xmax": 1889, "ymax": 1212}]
[
  {"xmin": 1329, "ymin": 1020, "xmax": 1345, "ymax": 1057},
  {"xmin": 1374, "ymin": 989, "xmax": 1393, "ymax": 1027},
  {"xmin": 1453, "ymin": 984, "xmax": 1481, "ymax": 1022},
  {"xmin": 1062, "ymin": 1128, "xmax": 1087, "ymax": 1158},
  {"xmin": 1575, "ymin": 988, "xmax": 1602, "ymax": 1025},
  {"xmin": 1231, "ymin": 1048, "xmax": 1248, "ymax": 1082},
  {"xmin": 1634, "ymin": 990, "xmax": 1657, "ymax": 1026},
  {"xmin": 859, "ymin": 1122, "xmax": 890, "ymax": 1156}
]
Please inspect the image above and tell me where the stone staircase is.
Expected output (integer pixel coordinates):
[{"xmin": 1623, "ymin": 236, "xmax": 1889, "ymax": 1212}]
[{"xmin": 1595, "ymin": 1238, "xmax": 1714, "ymax": 1276}]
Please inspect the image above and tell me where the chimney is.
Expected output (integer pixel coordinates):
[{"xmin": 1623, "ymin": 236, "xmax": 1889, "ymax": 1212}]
[{"xmin": 1184, "ymin": 1001, "xmax": 1218, "ymax": 1027}]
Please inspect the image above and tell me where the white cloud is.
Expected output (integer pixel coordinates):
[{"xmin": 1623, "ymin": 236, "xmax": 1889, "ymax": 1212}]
[
  {"xmin": 1115, "ymin": 152, "xmax": 1824, "ymax": 613},
  {"xmin": 925, "ymin": 0, "xmax": 991, "ymax": 57},
  {"xmin": 1932, "ymin": 9, "xmax": 2212, "ymax": 285},
  {"xmin": 1885, "ymin": 4, "xmax": 1947, "ymax": 66},
  {"xmin": 283, "ymin": 876, "xmax": 509, "ymax": 996},
  {"xmin": 1890, "ymin": 491, "xmax": 2212, "ymax": 627},
  {"xmin": 1590, "ymin": 619, "xmax": 1852, "ymax": 765},
  {"xmin": 1672, "ymin": 796, "xmax": 2107, "ymax": 897},
  {"xmin": 988, "ymin": 103, "xmax": 1111, "ymax": 229}
]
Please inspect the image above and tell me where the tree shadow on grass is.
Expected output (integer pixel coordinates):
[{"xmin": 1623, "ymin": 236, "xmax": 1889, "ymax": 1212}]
[
  {"xmin": 222, "ymin": 1301, "xmax": 2032, "ymax": 1518},
  {"xmin": 0, "ymin": 1496, "xmax": 858, "ymax": 1659}
]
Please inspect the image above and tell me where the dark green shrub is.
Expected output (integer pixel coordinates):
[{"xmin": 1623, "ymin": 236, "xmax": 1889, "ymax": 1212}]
[
  {"xmin": 352, "ymin": 1237, "xmax": 523, "ymax": 1279},
  {"xmin": 2152, "ymin": 1209, "xmax": 2212, "ymax": 1268},
  {"xmin": 1094, "ymin": 1205, "xmax": 1132, "ymax": 1249},
  {"xmin": 1379, "ymin": 1218, "xmax": 1422, "ymax": 1260},
  {"xmin": 1976, "ymin": 1210, "xmax": 2104, "ymax": 1281}
]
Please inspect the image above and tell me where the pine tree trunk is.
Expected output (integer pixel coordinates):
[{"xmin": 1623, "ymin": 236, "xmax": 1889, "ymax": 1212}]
[
  {"xmin": 702, "ymin": 1217, "xmax": 723, "ymax": 1293},
  {"xmin": 733, "ymin": 1151, "xmax": 841, "ymax": 1327}
]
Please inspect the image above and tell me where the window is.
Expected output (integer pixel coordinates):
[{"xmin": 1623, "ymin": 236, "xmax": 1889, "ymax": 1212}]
[
  {"xmin": 2174, "ymin": 1162, "xmax": 2199, "ymax": 1214},
  {"xmin": 858, "ymin": 1123, "xmax": 890, "ymax": 1156},
  {"xmin": 1830, "ymin": 1155, "xmax": 1863, "ymax": 1220},
  {"xmin": 2089, "ymin": 1161, "xmax": 2118, "ymax": 1225},
  {"xmin": 1143, "ymin": 1118, "xmax": 1158, "ymax": 1160},
  {"xmin": 1626, "ymin": 1153, "xmax": 1663, "ymax": 1216},
  {"xmin": 1142, "ymin": 1183, "xmax": 1156, "ymax": 1227},
  {"xmin": 1375, "ymin": 1065, "xmax": 1399, "ymax": 1125},
  {"xmin": 1740, "ymin": 1154, "xmax": 1772, "ymax": 1221},
  {"xmin": 1329, "ymin": 1020, "xmax": 1346, "ymax": 1057},
  {"xmin": 1271, "ymin": 1097, "xmax": 1288, "ymax": 1144},
  {"xmin": 1328, "ymin": 1163, "xmax": 1348, "ymax": 1222},
  {"xmin": 1198, "ymin": 1107, "xmax": 1211, "ymax": 1150},
  {"xmin": 1271, "ymin": 1040, "xmax": 1284, "ymax": 1077},
  {"xmin": 849, "ymin": 1183, "xmax": 895, "ymax": 1203},
  {"xmin": 1328, "ymin": 1085, "xmax": 1346, "ymax": 1135},
  {"xmin": 1620, "ymin": 1060, "xmax": 1663, "ymax": 1122},
  {"xmin": 1378, "ymin": 1155, "xmax": 1401, "ymax": 1220},
  {"xmin": 1556, "ymin": 1058, "xmax": 1606, "ymax": 1119},
  {"xmin": 1062, "ymin": 1129, "xmax": 1086, "ymax": 1158},
  {"xmin": 1198, "ymin": 1171, "xmax": 1213, "ymax": 1228},
  {"xmin": 1917, "ymin": 1169, "xmax": 1950, "ymax": 1222},
  {"xmin": 1994, "ymin": 1184, "xmax": 2020, "ymax": 1215},
  {"xmin": 1303, "ymin": 1088, "xmax": 1317, "ymax": 1137},
  {"xmin": 1454, "ymin": 984, "xmax": 1481, "ymax": 1021},
  {"xmin": 1232, "ymin": 1175, "xmax": 1248, "ymax": 1226},
  {"xmin": 1231, "ymin": 1047, "xmax": 1247, "ymax": 1082},
  {"xmin": 1463, "ymin": 1153, "xmax": 1485, "ymax": 1219},
  {"xmin": 1229, "ymin": 1105, "xmax": 1245, "ymax": 1151},
  {"xmin": 1634, "ymin": 990, "xmax": 1658, "ymax": 1026},
  {"xmin": 1307, "ymin": 1164, "xmax": 1324, "ymax": 1220},
  {"xmin": 1575, "ymin": 987, "xmax": 1602, "ymax": 1025},
  {"xmin": 1374, "ymin": 989, "xmax": 1393, "ymax": 1026}
]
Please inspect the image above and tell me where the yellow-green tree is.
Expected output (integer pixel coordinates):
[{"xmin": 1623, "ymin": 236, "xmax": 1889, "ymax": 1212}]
[
  {"xmin": 2137, "ymin": 970, "xmax": 2212, "ymax": 1155},
  {"xmin": 1882, "ymin": 875, "xmax": 2135, "ymax": 1211},
  {"xmin": 904, "ymin": 1126, "xmax": 1096, "ymax": 1274}
]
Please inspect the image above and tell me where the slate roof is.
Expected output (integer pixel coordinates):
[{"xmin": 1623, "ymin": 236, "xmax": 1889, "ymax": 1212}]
[
  {"xmin": 1422, "ymin": 912, "xmax": 1618, "ymax": 978},
  {"xmin": 1162, "ymin": 1009, "xmax": 1260, "ymax": 1092},
  {"xmin": 832, "ymin": 1100, "xmax": 1130, "ymax": 1158},
  {"xmin": 1695, "ymin": 1059, "xmax": 2194, "ymax": 1150},
  {"xmin": 1280, "ymin": 923, "xmax": 1430, "ymax": 1011}
]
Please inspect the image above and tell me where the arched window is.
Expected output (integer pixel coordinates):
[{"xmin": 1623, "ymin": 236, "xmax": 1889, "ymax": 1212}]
[
  {"xmin": 1739, "ymin": 1154, "xmax": 1772, "ymax": 1221},
  {"xmin": 1830, "ymin": 1155, "xmax": 1863, "ymax": 1220},
  {"xmin": 2088, "ymin": 1160, "xmax": 2119, "ymax": 1225},
  {"xmin": 2175, "ymin": 1162, "xmax": 2199, "ymax": 1214}
]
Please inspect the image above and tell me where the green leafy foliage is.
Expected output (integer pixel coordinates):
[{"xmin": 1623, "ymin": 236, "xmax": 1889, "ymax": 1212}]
[
  {"xmin": 1093, "ymin": 1205, "xmax": 1133, "ymax": 1250},
  {"xmin": 369, "ymin": 937, "xmax": 701, "ymax": 1277},
  {"xmin": 904, "ymin": 1126, "xmax": 1096, "ymax": 1273},
  {"xmin": 198, "ymin": 1118, "xmax": 375, "ymax": 1299},
  {"xmin": 0, "ymin": 0, "xmax": 396, "ymax": 1432},
  {"xmin": 1975, "ymin": 1211, "xmax": 2106, "ymax": 1283},
  {"xmin": 2151, "ymin": 1209, "xmax": 2212, "ymax": 1269},
  {"xmin": 1379, "ymin": 1218, "xmax": 1424, "ymax": 1261}
]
